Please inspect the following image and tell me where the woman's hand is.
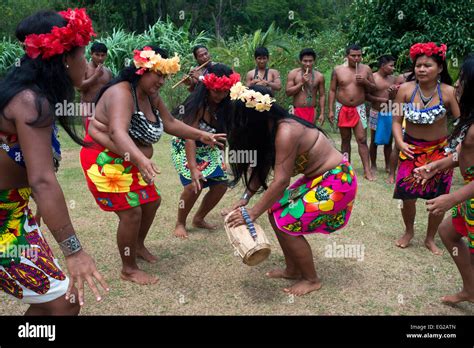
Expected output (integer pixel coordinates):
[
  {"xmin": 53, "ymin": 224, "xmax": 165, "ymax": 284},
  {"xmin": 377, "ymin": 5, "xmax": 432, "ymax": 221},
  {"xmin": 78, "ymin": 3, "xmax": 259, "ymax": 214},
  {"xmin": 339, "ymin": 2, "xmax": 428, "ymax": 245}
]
[
  {"xmin": 190, "ymin": 168, "xmax": 206, "ymax": 194},
  {"xmin": 221, "ymin": 199, "xmax": 249, "ymax": 216},
  {"xmin": 199, "ymin": 132, "xmax": 227, "ymax": 148},
  {"xmin": 226, "ymin": 207, "xmax": 257, "ymax": 228},
  {"xmin": 137, "ymin": 157, "xmax": 160, "ymax": 184},
  {"xmin": 65, "ymin": 250, "xmax": 109, "ymax": 306},
  {"xmin": 400, "ymin": 141, "xmax": 415, "ymax": 160},
  {"xmin": 426, "ymin": 194, "xmax": 456, "ymax": 216},
  {"xmin": 413, "ymin": 163, "xmax": 438, "ymax": 185}
]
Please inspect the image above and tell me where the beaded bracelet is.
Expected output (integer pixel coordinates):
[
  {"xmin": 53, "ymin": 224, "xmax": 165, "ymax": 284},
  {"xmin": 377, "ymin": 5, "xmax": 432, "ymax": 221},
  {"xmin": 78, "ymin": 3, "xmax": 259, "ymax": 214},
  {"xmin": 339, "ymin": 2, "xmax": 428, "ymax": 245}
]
[{"xmin": 240, "ymin": 206, "xmax": 257, "ymax": 240}]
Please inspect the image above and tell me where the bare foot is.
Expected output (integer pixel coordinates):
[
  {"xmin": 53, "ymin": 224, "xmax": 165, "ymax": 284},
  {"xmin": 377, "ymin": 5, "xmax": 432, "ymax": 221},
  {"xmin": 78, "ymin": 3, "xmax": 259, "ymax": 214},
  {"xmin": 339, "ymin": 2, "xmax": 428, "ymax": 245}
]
[
  {"xmin": 283, "ymin": 279, "xmax": 322, "ymax": 296},
  {"xmin": 386, "ymin": 175, "xmax": 395, "ymax": 184},
  {"xmin": 364, "ymin": 171, "xmax": 376, "ymax": 181},
  {"xmin": 192, "ymin": 217, "xmax": 218, "ymax": 230},
  {"xmin": 266, "ymin": 268, "xmax": 302, "ymax": 280},
  {"xmin": 396, "ymin": 231, "xmax": 414, "ymax": 248},
  {"xmin": 174, "ymin": 223, "xmax": 189, "ymax": 239},
  {"xmin": 371, "ymin": 166, "xmax": 377, "ymax": 176},
  {"xmin": 120, "ymin": 269, "xmax": 158, "ymax": 285},
  {"xmin": 424, "ymin": 239, "xmax": 443, "ymax": 255},
  {"xmin": 441, "ymin": 289, "xmax": 474, "ymax": 304},
  {"xmin": 136, "ymin": 245, "xmax": 158, "ymax": 263}
]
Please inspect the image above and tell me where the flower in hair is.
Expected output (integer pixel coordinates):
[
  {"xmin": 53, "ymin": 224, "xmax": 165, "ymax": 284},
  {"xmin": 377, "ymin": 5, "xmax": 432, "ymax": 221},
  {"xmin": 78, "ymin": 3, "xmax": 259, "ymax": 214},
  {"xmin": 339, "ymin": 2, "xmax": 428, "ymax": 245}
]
[
  {"xmin": 229, "ymin": 82, "xmax": 275, "ymax": 112},
  {"xmin": 202, "ymin": 72, "xmax": 241, "ymax": 91},
  {"xmin": 409, "ymin": 42, "xmax": 447, "ymax": 61},
  {"xmin": 133, "ymin": 46, "xmax": 180, "ymax": 75},
  {"xmin": 24, "ymin": 8, "xmax": 96, "ymax": 59}
]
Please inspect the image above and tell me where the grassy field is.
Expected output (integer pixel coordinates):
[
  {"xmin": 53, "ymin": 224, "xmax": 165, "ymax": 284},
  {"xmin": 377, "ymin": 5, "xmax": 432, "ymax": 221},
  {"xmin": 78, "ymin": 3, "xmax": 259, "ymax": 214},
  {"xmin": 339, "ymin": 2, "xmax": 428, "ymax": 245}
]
[{"xmin": 2, "ymin": 126, "xmax": 473, "ymax": 316}]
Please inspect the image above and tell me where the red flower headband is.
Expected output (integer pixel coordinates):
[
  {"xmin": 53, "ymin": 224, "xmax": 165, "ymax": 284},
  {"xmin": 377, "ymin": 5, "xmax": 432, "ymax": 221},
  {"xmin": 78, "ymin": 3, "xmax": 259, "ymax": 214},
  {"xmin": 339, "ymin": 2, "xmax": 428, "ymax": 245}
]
[
  {"xmin": 24, "ymin": 8, "xmax": 96, "ymax": 60},
  {"xmin": 409, "ymin": 42, "xmax": 447, "ymax": 61},
  {"xmin": 202, "ymin": 72, "xmax": 241, "ymax": 91}
]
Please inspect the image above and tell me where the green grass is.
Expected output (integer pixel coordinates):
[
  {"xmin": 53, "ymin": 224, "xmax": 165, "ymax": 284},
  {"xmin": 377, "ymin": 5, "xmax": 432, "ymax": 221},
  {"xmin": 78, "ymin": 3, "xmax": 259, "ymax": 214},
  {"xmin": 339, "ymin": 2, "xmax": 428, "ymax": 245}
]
[{"xmin": 1, "ymin": 128, "xmax": 473, "ymax": 316}]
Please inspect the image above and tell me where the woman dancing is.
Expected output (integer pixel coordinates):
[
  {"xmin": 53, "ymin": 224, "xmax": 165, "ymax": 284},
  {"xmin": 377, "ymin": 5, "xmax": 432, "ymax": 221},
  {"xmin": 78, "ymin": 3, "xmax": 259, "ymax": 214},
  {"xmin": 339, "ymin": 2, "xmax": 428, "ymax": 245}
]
[
  {"xmin": 415, "ymin": 55, "xmax": 474, "ymax": 303},
  {"xmin": 392, "ymin": 42, "xmax": 460, "ymax": 254},
  {"xmin": 80, "ymin": 46, "xmax": 225, "ymax": 285},
  {"xmin": 0, "ymin": 9, "xmax": 108, "ymax": 314},
  {"xmin": 171, "ymin": 64, "xmax": 240, "ymax": 239},
  {"xmin": 225, "ymin": 84, "xmax": 358, "ymax": 296}
]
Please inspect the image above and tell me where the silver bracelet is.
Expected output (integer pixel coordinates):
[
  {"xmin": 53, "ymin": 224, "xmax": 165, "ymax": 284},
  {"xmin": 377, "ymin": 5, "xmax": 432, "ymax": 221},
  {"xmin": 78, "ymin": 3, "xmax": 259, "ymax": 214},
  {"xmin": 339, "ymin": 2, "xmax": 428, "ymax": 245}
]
[
  {"xmin": 59, "ymin": 234, "xmax": 82, "ymax": 256},
  {"xmin": 241, "ymin": 191, "xmax": 251, "ymax": 202}
]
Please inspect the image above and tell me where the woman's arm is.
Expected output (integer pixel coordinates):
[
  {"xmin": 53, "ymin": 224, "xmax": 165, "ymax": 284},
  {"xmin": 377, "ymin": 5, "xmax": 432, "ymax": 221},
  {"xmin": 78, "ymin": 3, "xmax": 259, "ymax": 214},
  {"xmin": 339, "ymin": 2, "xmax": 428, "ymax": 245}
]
[
  {"xmin": 153, "ymin": 94, "xmax": 226, "ymax": 147},
  {"xmin": 445, "ymin": 84, "xmax": 461, "ymax": 119},
  {"xmin": 392, "ymin": 84, "xmax": 414, "ymax": 159},
  {"xmin": 227, "ymin": 123, "xmax": 298, "ymax": 226},
  {"xmin": 12, "ymin": 91, "xmax": 108, "ymax": 305}
]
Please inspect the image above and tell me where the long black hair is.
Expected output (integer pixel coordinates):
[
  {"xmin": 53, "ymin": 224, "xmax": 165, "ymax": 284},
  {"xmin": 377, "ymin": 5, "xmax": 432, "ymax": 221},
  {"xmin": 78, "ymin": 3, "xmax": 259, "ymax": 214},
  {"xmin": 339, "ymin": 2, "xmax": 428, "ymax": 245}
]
[
  {"xmin": 0, "ymin": 10, "xmax": 84, "ymax": 144},
  {"xmin": 95, "ymin": 44, "xmax": 168, "ymax": 104},
  {"xmin": 172, "ymin": 63, "xmax": 233, "ymax": 132},
  {"xmin": 407, "ymin": 52, "xmax": 453, "ymax": 85},
  {"xmin": 225, "ymin": 85, "xmax": 327, "ymax": 192},
  {"xmin": 449, "ymin": 54, "xmax": 474, "ymax": 144}
]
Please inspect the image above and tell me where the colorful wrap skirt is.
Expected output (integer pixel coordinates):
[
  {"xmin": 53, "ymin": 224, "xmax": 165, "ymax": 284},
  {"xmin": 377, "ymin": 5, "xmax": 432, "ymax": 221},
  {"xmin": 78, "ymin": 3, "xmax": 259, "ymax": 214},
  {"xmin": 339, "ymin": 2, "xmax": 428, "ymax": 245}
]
[
  {"xmin": 452, "ymin": 165, "xmax": 474, "ymax": 253},
  {"xmin": 393, "ymin": 133, "xmax": 453, "ymax": 200},
  {"xmin": 80, "ymin": 134, "xmax": 161, "ymax": 211},
  {"xmin": 0, "ymin": 188, "xmax": 68, "ymax": 304},
  {"xmin": 170, "ymin": 137, "xmax": 227, "ymax": 188},
  {"xmin": 269, "ymin": 159, "xmax": 358, "ymax": 236}
]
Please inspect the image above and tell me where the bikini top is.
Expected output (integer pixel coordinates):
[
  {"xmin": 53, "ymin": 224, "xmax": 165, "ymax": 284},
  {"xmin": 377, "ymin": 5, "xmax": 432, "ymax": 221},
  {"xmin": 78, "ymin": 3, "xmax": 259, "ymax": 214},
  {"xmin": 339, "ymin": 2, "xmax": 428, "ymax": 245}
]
[
  {"xmin": 253, "ymin": 67, "xmax": 269, "ymax": 81},
  {"xmin": 403, "ymin": 83, "xmax": 446, "ymax": 125},
  {"xmin": 0, "ymin": 124, "xmax": 62, "ymax": 170},
  {"xmin": 128, "ymin": 83, "xmax": 163, "ymax": 146},
  {"xmin": 198, "ymin": 118, "xmax": 216, "ymax": 134}
]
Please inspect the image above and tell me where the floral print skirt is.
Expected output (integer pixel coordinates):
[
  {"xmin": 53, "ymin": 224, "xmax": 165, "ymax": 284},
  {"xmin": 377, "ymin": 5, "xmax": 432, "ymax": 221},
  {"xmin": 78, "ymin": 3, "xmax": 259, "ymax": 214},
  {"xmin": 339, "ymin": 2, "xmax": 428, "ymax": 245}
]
[
  {"xmin": 452, "ymin": 165, "xmax": 474, "ymax": 253},
  {"xmin": 80, "ymin": 134, "xmax": 160, "ymax": 212},
  {"xmin": 269, "ymin": 160, "xmax": 357, "ymax": 236},
  {"xmin": 0, "ymin": 187, "xmax": 69, "ymax": 303},
  {"xmin": 393, "ymin": 133, "xmax": 453, "ymax": 200}
]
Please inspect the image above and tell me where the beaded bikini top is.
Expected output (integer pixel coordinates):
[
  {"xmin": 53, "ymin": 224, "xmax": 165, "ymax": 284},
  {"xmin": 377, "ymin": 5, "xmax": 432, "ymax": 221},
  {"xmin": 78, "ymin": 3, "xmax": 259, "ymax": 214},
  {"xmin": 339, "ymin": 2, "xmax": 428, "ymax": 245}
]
[
  {"xmin": 128, "ymin": 83, "xmax": 163, "ymax": 146},
  {"xmin": 403, "ymin": 83, "xmax": 446, "ymax": 125}
]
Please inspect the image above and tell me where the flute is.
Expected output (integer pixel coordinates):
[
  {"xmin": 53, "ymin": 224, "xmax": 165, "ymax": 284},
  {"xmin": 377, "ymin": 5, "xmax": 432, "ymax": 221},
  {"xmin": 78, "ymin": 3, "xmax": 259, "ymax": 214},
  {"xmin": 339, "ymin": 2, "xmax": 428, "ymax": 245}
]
[{"xmin": 172, "ymin": 60, "xmax": 211, "ymax": 89}]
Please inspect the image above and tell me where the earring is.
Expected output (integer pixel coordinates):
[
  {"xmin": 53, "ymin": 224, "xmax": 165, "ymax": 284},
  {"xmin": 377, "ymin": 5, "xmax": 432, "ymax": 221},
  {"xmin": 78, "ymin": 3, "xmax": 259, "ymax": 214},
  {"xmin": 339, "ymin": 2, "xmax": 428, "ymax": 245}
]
[
  {"xmin": 65, "ymin": 64, "xmax": 70, "ymax": 69},
  {"xmin": 437, "ymin": 74, "xmax": 441, "ymax": 84}
]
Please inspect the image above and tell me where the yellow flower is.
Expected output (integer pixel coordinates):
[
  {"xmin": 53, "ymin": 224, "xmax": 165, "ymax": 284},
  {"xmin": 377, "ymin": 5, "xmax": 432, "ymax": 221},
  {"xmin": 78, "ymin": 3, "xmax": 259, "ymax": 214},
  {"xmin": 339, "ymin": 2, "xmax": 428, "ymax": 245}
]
[
  {"xmin": 230, "ymin": 82, "xmax": 247, "ymax": 101},
  {"xmin": 151, "ymin": 53, "xmax": 180, "ymax": 75},
  {"xmin": 255, "ymin": 93, "xmax": 275, "ymax": 111},
  {"xmin": 87, "ymin": 164, "xmax": 133, "ymax": 193},
  {"xmin": 137, "ymin": 173, "xmax": 148, "ymax": 186}
]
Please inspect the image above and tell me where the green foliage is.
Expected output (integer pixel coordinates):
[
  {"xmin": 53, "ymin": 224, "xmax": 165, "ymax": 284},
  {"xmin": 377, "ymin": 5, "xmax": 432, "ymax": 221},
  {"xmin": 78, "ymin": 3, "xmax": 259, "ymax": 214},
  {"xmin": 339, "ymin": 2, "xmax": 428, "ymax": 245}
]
[
  {"xmin": 0, "ymin": 38, "xmax": 23, "ymax": 77},
  {"xmin": 84, "ymin": 18, "xmax": 211, "ymax": 76},
  {"xmin": 348, "ymin": 0, "xmax": 474, "ymax": 72}
]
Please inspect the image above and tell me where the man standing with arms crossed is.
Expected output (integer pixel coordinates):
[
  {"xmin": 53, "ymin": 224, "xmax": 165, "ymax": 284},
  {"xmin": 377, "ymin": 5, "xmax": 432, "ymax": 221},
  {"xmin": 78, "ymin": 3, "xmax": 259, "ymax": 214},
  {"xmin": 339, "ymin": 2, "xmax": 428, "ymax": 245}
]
[{"xmin": 245, "ymin": 47, "xmax": 281, "ymax": 94}]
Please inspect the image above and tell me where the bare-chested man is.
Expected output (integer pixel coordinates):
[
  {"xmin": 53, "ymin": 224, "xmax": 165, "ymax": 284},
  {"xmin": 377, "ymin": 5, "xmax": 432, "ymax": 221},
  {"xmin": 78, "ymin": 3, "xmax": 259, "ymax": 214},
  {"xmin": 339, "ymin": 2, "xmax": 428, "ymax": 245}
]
[
  {"xmin": 329, "ymin": 44, "xmax": 376, "ymax": 180},
  {"xmin": 79, "ymin": 42, "xmax": 113, "ymax": 130},
  {"xmin": 286, "ymin": 48, "xmax": 325, "ymax": 125},
  {"xmin": 184, "ymin": 45, "xmax": 214, "ymax": 92},
  {"xmin": 366, "ymin": 55, "xmax": 399, "ymax": 176},
  {"xmin": 245, "ymin": 47, "xmax": 281, "ymax": 94}
]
